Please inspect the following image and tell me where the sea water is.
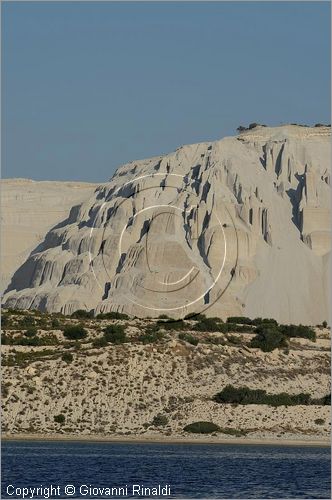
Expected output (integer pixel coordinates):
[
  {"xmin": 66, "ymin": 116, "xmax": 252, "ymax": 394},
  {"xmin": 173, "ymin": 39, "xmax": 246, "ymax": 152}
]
[{"xmin": 1, "ymin": 440, "xmax": 330, "ymax": 499}]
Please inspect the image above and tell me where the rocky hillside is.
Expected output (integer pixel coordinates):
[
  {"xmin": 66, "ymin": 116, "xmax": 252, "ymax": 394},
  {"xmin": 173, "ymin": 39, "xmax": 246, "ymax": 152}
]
[
  {"xmin": 2, "ymin": 310, "xmax": 330, "ymax": 441},
  {"xmin": 3, "ymin": 125, "xmax": 331, "ymax": 324}
]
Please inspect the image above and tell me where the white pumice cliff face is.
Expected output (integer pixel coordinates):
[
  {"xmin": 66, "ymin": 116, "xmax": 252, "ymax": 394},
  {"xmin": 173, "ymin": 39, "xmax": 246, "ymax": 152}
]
[
  {"xmin": 1, "ymin": 179, "xmax": 97, "ymax": 293},
  {"xmin": 3, "ymin": 126, "xmax": 331, "ymax": 323}
]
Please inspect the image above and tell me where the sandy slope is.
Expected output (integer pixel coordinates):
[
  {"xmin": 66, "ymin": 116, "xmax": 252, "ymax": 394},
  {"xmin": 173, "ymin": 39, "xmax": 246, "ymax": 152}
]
[{"xmin": 2, "ymin": 315, "xmax": 330, "ymax": 443}]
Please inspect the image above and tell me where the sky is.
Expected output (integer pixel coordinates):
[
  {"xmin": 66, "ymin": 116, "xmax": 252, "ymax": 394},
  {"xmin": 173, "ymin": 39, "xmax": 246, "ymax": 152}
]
[{"xmin": 2, "ymin": 1, "xmax": 331, "ymax": 183}]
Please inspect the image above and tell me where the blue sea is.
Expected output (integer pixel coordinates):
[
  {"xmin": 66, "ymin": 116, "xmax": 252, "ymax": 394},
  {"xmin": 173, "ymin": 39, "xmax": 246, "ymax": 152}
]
[{"xmin": 1, "ymin": 440, "xmax": 330, "ymax": 499}]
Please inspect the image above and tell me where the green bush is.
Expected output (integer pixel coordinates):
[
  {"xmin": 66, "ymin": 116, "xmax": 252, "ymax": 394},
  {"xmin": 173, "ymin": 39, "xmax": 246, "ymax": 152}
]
[
  {"xmin": 194, "ymin": 319, "xmax": 253, "ymax": 334},
  {"xmin": 225, "ymin": 323, "xmax": 255, "ymax": 333},
  {"xmin": 151, "ymin": 414, "xmax": 168, "ymax": 427},
  {"xmin": 139, "ymin": 327, "xmax": 164, "ymax": 344},
  {"xmin": 18, "ymin": 315, "xmax": 36, "ymax": 329},
  {"xmin": 103, "ymin": 324, "xmax": 126, "ymax": 344},
  {"xmin": 207, "ymin": 316, "xmax": 224, "ymax": 323},
  {"xmin": 96, "ymin": 311, "xmax": 129, "ymax": 320},
  {"xmin": 1, "ymin": 383, "xmax": 10, "ymax": 398},
  {"xmin": 51, "ymin": 318, "xmax": 60, "ymax": 328},
  {"xmin": 184, "ymin": 421, "xmax": 220, "ymax": 434},
  {"xmin": 251, "ymin": 318, "xmax": 278, "ymax": 326},
  {"xmin": 314, "ymin": 418, "xmax": 325, "ymax": 425},
  {"xmin": 226, "ymin": 335, "xmax": 242, "ymax": 345},
  {"xmin": 194, "ymin": 317, "xmax": 224, "ymax": 332},
  {"xmin": 237, "ymin": 123, "xmax": 266, "ymax": 133},
  {"xmin": 54, "ymin": 414, "xmax": 65, "ymax": 424},
  {"xmin": 16, "ymin": 336, "xmax": 43, "ymax": 346},
  {"xmin": 61, "ymin": 352, "xmax": 73, "ymax": 364},
  {"xmin": 1, "ymin": 314, "xmax": 9, "ymax": 329},
  {"xmin": 213, "ymin": 385, "xmax": 312, "ymax": 406},
  {"xmin": 321, "ymin": 394, "xmax": 331, "ymax": 405},
  {"xmin": 157, "ymin": 319, "xmax": 187, "ymax": 331},
  {"xmin": 63, "ymin": 324, "xmax": 88, "ymax": 340},
  {"xmin": 24, "ymin": 327, "xmax": 38, "ymax": 338},
  {"xmin": 227, "ymin": 316, "xmax": 252, "ymax": 325},
  {"xmin": 178, "ymin": 332, "xmax": 199, "ymax": 346},
  {"xmin": 71, "ymin": 309, "xmax": 94, "ymax": 319},
  {"xmin": 92, "ymin": 337, "xmax": 109, "ymax": 348},
  {"xmin": 249, "ymin": 322, "xmax": 316, "ymax": 350},
  {"xmin": 1, "ymin": 334, "xmax": 13, "ymax": 345},
  {"xmin": 250, "ymin": 326, "xmax": 288, "ymax": 352},
  {"xmin": 279, "ymin": 324, "xmax": 316, "ymax": 342}
]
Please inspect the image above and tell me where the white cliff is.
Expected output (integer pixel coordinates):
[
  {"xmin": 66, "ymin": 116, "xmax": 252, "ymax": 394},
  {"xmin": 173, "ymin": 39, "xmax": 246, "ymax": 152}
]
[
  {"xmin": 1, "ymin": 179, "xmax": 97, "ymax": 293},
  {"xmin": 3, "ymin": 126, "xmax": 331, "ymax": 324}
]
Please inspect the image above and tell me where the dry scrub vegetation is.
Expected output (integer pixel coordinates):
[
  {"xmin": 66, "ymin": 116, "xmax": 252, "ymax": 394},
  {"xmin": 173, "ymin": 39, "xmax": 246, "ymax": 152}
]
[{"xmin": 1, "ymin": 310, "xmax": 330, "ymax": 441}]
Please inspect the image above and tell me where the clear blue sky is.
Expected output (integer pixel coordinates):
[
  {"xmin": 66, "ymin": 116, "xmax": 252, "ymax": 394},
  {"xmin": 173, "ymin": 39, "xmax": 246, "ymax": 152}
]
[{"xmin": 2, "ymin": 1, "xmax": 330, "ymax": 182}]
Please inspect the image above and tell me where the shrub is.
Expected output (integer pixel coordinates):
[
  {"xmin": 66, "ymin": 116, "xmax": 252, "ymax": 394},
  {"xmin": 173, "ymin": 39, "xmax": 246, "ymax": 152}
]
[
  {"xmin": 18, "ymin": 315, "xmax": 35, "ymax": 328},
  {"xmin": 139, "ymin": 326, "xmax": 164, "ymax": 344},
  {"xmin": 17, "ymin": 336, "xmax": 42, "ymax": 346},
  {"xmin": 184, "ymin": 421, "xmax": 220, "ymax": 434},
  {"xmin": 1, "ymin": 383, "xmax": 10, "ymax": 398},
  {"xmin": 54, "ymin": 414, "xmax": 65, "ymax": 424},
  {"xmin": 227, "ymin": 316, "xmax": 252, "ymax": 325},
  {"xmin": 250, "ymin": 326, "xmax": 287, "ymax": 352},
  {"xmin": 214, "ymin": 385, "xmax": 266, "ymax": 405},
  {"xmin": 322, "ymin": 321, "xmax": 327, "ymax": 328},
  {"xmin": 237, "ymin": 123, "xmax": 266, "ymax": 133},
  {"xmin": 96, "ymin": 312, "xmax": 129, "ymax": 320},
  {"xmin": 251, "ymin": 317, "xmax": 278, "ymax": 326},
  {"xmin": 30, "ymin": 334, "xmax": 58, "ymax": 346},
  {"xmin": 71, "ymin": 309, "xmax": 94, "ymax": 319},
  {"xmin": 157, "ymin": 315, "xmax": 171, "ymax": 320},
  {"xmin": 1, "ymin": 314, "xmax": 9, "ymax": 329},
  {"xmin": 225, "ymin": 323, "xmax": 254, "ymax": 333},
  {"xmin": 61, "ymin": 352, "xmax": 73, "ymax": 364},
  {"xmin": 321, "ymin": 394, "xmax": 331, "ymax": 405},
  {"xmin": 24, "ymin": 327, "xmax": 38, "ymax": 338},
  {"xmin": 63, "ymin": 325, "xmax": 88, "ymax": 340},
  {"xmin": 51, "ymin": 318, "xmax": 60, "ymax": 328},
  {"xmin": 1, "ymin": 334, "xmax": 12, "ymax": 345},
  {"xmin": 151, "ymin": 414, "xmax": 168, "ymax": 427},
  {"xmin": 280, "ymin": 324, "xmax": 316, "ymax": 342},
  {"xmin": 314, "ymin": 418, "xmax": 325, "ymax": 425},
  {"xmin": 157, "ymin": 319, "xmax": 186, "ymax": 331},
  {"xmin": 248, "ymin": 122, "xmax": 260, "ymax": 130},
  {"xmin": 179, "ymin": 332, "xmax": 199, "ymax": 346},
  {"xmin": 207, "ymin": 316, "xmax": 224, "ymax": 323},
  {"xmin": 213, "ymin": 385, "xmax": 312, "ymax": 406},
  {"xmin": 103, "ymin": 324, "xmax": 126, "ymax": 344},
  {"xmin": 226, "ymin": 335, "xmax": 242, "ymax": 345},
  {"xmin": 92, "ymin": 337, "xmax": 108, "ymax": 348},
  {"xmin": 3, "ymin": 333, "xmax": 56, "ymax": 346},
  {"xmin": 194, "ymin": 317, "xmax": 224, "ymax": 332}
]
